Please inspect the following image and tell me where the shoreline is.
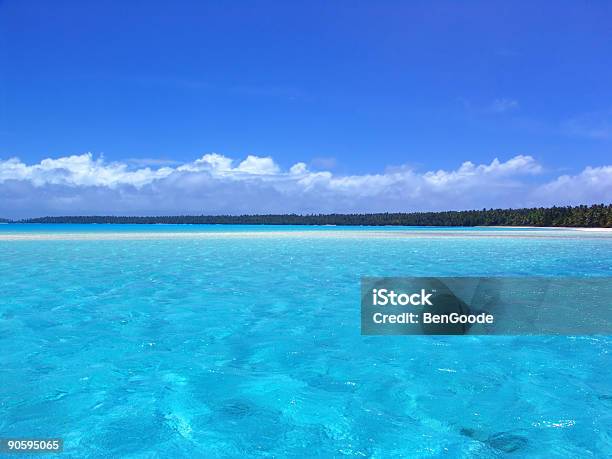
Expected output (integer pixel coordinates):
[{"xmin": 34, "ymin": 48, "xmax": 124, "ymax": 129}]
[
  {"xmin": 2, "ymin": 222, "xmax": 611, "ymax": 231},
  {"xmin": 1, "ymin": 228, "xmax": 611, "ymax": 241},
  {"xmin": 478, "ymin": 226, "xmax": 612, "ymax": 232}
]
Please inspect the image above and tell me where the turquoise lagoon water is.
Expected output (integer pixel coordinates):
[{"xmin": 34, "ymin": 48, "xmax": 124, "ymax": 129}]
[{"xmin": 0, "ymin": 225, "xmax": 611, "ymax": 457}]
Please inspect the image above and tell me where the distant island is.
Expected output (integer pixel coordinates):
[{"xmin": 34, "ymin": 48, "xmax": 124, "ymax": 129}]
[{"xmin": 4, "ymin": 204, "xmax": 611, "ymax": 227}]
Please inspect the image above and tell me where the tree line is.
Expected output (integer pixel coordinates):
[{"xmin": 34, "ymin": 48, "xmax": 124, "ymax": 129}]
[{"xmin": 7, "ymin": 204, "xmax": 612, "ymax": 227}]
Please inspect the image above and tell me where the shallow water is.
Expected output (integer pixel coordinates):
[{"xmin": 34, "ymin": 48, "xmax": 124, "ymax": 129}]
[{"xmin": 0, "ymin": 227, "xmax": 611, "ymax": 457}]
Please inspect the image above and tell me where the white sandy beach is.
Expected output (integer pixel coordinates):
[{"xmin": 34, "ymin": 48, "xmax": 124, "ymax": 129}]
[
  {"xmin": 572, "ymin": 228, "xmax": 612, "ymax": 232},
  {"xmin": 1, "ymin": 228, "xmax": 611, "ymax": 241},
  {"xmin": 478, "ymin": 226, "xmax": 612, "ymax": 232}
]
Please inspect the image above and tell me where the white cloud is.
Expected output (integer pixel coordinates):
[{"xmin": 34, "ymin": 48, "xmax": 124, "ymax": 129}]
[
  {"xmin": 176, "ymin": 153, "xmax": 280, "ymax": 176},
  {"xmin": 424, "ymin": 155, "xmax": 542, "ymax": 187},
  {"xmin": 177, "ymin": 153, "xmax": 233, "ymax": 174},
  {"xmin": 235, "ymin": 155, "xmax": 280, "ymax": 175},
  {"xmin": 535, "ymin": 166, "xmax": 612, "ymax": 205},
  {"xmin": 0, "ymin": 152, "xmax": 609, "ymax": 218},
  {"xmin": 0, "ymin": 153, "xmax": 173, "ymax": 188}
]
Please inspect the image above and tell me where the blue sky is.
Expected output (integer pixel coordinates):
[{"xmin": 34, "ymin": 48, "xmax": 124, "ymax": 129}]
[{"xmin": 0, "ymin": 1, "xmax": 611, "ymax": 216}]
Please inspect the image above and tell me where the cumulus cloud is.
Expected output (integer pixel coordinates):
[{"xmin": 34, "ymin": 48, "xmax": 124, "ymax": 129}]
[
  {"xmin": 0, "ymin": 153, "xmax": 173, "ymax": 188},
  {"xmin": 535, "ymin": 166, "xmax": 612, "ymax": 205},
  {"xmin": 0, "ymin": 152, "xmax": 609, "ymax": 218},
  {"xmin": 176, "ymin": 153, "xmax": 280, "ymax": 176}
]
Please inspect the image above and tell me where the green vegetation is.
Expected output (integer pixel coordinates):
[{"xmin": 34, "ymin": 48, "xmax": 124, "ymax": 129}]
[{"xmin": 11, "ymin": 204, "xmax": 612, "ymax": 227}]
